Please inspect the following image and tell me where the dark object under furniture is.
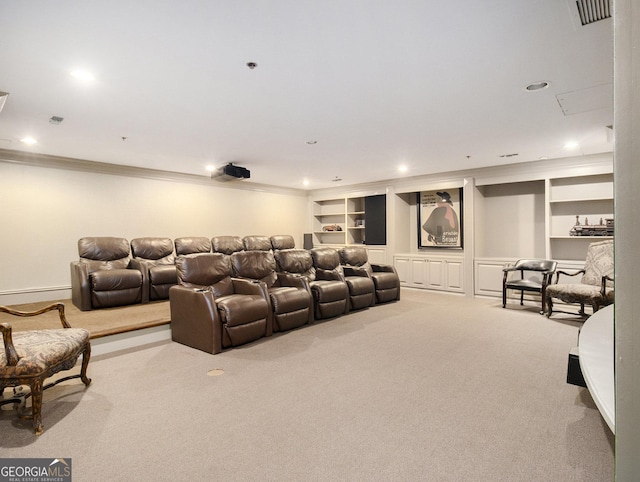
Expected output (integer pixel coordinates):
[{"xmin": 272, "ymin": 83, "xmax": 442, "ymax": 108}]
[
  {"xmin": 502, "ymin": 259, "xmax": 557, "ymax": 314},
  {"xmin": 567, "ymin": 347, "xmax": 587, "ymax": 387},
  {"xmin": 0, "ymin": 302, "xmax": 91, "ymax": 435}
]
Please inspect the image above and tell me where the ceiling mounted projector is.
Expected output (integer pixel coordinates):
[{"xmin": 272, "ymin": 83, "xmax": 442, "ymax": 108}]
[{"xmin": 211, "ymin": 163, "xmax": 251, "ymax": 181}]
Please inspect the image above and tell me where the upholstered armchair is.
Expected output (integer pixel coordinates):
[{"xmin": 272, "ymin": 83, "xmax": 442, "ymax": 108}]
[
  {"xmin": 212, "ymin": 235, "xmax": 244, "ymax": 255},
  {"xmin": 340, "ymin": 247, "xmax": 400, "ymax": 304},
  {"xmin": 311, "ymin": 247, "xmax": 374, "ymax": 311},
  {"xmin": 130, "ymin": 237, "xmax": 178, "ymax": 303},
  {"xmin": 275, "ymin": 248, "xmax": 349, "ymax": 320},
  {"xmin": 502, "ymin": 259, "xmax": 557, "ymax": 314},
  {"xmin": 546, "ymin": 240, "xmax": 614, "ymax": 317},
  {"xmin": 71, "ymin": 237, "xmax": 143, "ymax": 311},
  {"xmin": 231, "ymin": 250, "xmax": 313, "ymax": 332},
  {"xmin": 174, "ymin": 236, "xmax": 212, "ymax": 255},
  {"xmin": 0, "ymin": 302, "xmax": 91, "ymax": 435},
  {"xmin": 170, "ymin": 253, "xmax": 271, "ymax": 354}
]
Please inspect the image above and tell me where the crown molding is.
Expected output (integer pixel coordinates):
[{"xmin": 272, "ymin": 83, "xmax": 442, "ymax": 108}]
[{"xmin": 0, "ymin": 148, "xmax": 307, "ymax": 197}]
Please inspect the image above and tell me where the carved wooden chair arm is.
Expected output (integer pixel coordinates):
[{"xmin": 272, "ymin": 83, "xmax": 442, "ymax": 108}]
[
  {"xmin": 0, "ymin": 302, "xmax": 71, "ymax": 328},
  {"xmin": 552, "ymin": 269, "xmax": 585, "ymax": 283}
]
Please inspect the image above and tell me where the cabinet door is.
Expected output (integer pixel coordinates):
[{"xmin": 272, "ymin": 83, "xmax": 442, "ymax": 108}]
[
  {"xmin": 427, "ymin": 259, "xmax": 445, "ymax": 290},
  {"xmin": 395, "ymin": 258, "xmax": 410, "ymax": 284},
  {"xmin": 411, "ymin": 258, "xmax": 427, "ymax": 286},
  {"xmin": 445, "ymin": 260, "xmax": 464, "ymax": 292}
]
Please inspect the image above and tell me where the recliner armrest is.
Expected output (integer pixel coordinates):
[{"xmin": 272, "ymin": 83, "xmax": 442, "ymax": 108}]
[
  {"xmin": 343, "ymin": 266, "xmax": 370, "ymax": 278},
  {"xmin": 70, "ymin": 262, "xmax": 92, "ymax": 311},
  {"xmin": 169, "ymin": 285, "xmax": 222, "ymax": 354},
  {"xmin": 129, "ymin": 259, "xmax": 152, "ymax": 303},
  {"xmin": 276, "ymin": 272, "xmax": 310, "ymax": 290},
  {"xmin": 232, "ymin": 278, "xmax": 268, "ymax": 297},
  {"xmin": 371, "ymin": 264, "xmax": 397, "ymax": 274}
]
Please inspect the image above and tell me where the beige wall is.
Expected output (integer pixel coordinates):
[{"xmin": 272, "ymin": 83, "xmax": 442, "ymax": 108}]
[{"xmin": 0, "ymin": 162, "xmax": 308, "ymax": 304}]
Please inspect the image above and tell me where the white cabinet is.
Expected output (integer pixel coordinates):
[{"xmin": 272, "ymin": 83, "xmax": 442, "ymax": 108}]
[{"xmin": 394, "ymin": 254, "xmax": 464, "ymax": 293}]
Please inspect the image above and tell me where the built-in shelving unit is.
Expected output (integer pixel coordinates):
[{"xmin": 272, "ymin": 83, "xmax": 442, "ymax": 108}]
[
  {"xmin": 547, "ymin": 173, "xmax": 613, "ymax": 262},
  {"xmin": 311, "ymin": 194, "xmax": 385, "ymax": 249}
]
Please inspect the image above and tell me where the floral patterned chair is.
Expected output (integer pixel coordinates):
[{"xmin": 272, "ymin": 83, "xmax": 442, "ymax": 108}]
[
  {"xmin": 0, "ymin": 302, "xmax": 91, "ymax": 435},
  {"xmin": 545, "ymin": 240, "xmax": 614, "ymax": 317}
]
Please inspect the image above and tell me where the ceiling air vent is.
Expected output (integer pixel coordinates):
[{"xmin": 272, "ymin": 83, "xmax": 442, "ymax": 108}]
[{"xmin": 574, "ymin": 0, "xmax": 611, "ymax": 26}]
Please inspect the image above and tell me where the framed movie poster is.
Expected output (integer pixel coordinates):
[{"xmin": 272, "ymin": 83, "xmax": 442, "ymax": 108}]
[{"xmin": 418, "ymin": 188, "xmax": 463, "ymax": 248}]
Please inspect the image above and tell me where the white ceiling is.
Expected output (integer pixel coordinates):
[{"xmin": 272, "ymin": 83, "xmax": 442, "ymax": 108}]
[{"xmin": 0, "ymin": 0, "xmax": 613, "ymax": 189}]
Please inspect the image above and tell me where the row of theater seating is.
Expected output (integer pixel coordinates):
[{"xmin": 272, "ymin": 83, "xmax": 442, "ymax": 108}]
[{"xmin": 70, "ymin": 235, "xmax": 400, "ymax": 353}]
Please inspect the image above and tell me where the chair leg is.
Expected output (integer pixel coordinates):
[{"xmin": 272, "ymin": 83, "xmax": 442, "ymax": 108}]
[
  {"xmin": 579, "ymin": 303, "xmax": 585, "ymax": 316},
  {"xmin": 30, "ymin": 378, "xmax": 44, "ymax": 436},
  {"xmin": 546, "ymin": 296, "xmax": 553, "ymax": 318},
  {"xmin": 520, "ymin": 291, "xmax": 524, "ymax": 306},
  {"xmin": 502, "ymin": 286, "xmax": 506, "ymax": 308},
  {"xmin": 80, "ymin": 343, "xmax": 92, "ymax": 386}
]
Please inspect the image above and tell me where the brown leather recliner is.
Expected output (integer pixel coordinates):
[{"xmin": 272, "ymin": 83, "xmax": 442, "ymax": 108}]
[
  {"xmin": 212, "ymin": 235, "xmax": 244, "ymax": 255},
  {"xmin": 312, "ymin": 247, "xmax": 374, "ymax": 311},
  {"xmin": 275, "ymin": 248, "xmax": 349, "ymax": 320},
  {"xmin": 231, "ymin": 250, "xmax": 313, "ymax": 332},
  {"xmin": 170, "ymin": 253, "xmax": 271, "ymax": 354},
  {"xmin": 340, "ymin": 247, "xmax": 400, "ymax": 304},
  {"xmin": 71, "ymin": 237, "xmax": 143, "ymax": 311},
  {"xmin": 270, "ymin": 235, "xmax": 295, "ymax": 250},
  {"xmin": 242, "ymin": 235, "xmax": 273, "ymax": 252},
  {"xmin": 130, "ymin": 237, "xmax": 178, "ymax": 303},
  {"xmin": 174, "ymin": 236, "xmax": 212, "ymax": 255}
]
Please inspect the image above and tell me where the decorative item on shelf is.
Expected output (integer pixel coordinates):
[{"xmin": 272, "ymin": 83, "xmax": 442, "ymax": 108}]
[
  {"xmin": 569, "ymin": 216, "xmax": 614, "ymax": 236},
  {"xmin": 355, "ymin": 219, "xmax": 365, "ymax": 227},
  {"xmin": 322, "ymin": 224, "xmax": 343, "ymax": 232}
]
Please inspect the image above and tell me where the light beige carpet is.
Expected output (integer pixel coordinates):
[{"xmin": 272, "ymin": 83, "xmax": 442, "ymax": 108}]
[
  {"xmin": 0, "ymin": 290, "xmax": 613, "ymax": 481},
  {"xmin": 0, "ymin": 299, "xmax": 170, "ymax": 338}
]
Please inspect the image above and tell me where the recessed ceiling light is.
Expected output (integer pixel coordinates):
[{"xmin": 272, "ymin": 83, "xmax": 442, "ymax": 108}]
[
  {"xmin": 20, "ymin": 137, "xmax": 37, "ymax": 145},
  {"xmin": 246, "ymin": 62, "xmax": 258, "ymax": 70},
  {"xmin": 564, "ymin": 141, "xmax": 579, "ymax": 150},
  {"xmin": 205, "ymin": 165, "xmax": 216, "ymax": 172},
  {"xmin": 525, "ymin": 81, "xmax": 550, "ymax": 92},
  {"xmin": 302, "ymin": 179, "xmax": 310, "ymax": 186},
  {"xmin": 499, "ymin": 153, "xmax": 519, "ymax": 158},
  {"xmin": 398, "ymin": 165, "xmax": 408, "ymax": 173},
  {"xmin": 49, "ymin": 116, "xmax": 64, "ymax": 125},
  {"xmin": 306, "ymin": 140, "xmax": 317, "ymax": 145},
  {"xmin": 332, "ymin": 176, "xmax": 342, "ymax": 182},
  {"xmin": 70, "ymin": 70, "xmax": 95, "ymax": 82}
]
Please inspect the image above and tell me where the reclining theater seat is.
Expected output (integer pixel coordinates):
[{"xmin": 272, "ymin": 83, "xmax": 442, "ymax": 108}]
[
  {"xmin": 275, "ymin": 248, "xmax": 349, "ymax": 320},
  {"xmin": 231, "ymin": 250, "xmax": 313, "ymax": 332},
  {"xmin": 170, "ymin": 253, "xmax": 271, "ymax": 354},
  {"xmin": 130, "ymin": 237, "xmax": 178, "ymax": 303},
  {"xmin": 71, "ymin": 237, "xmax": 143, "ymax": 311},
  {"xmin": 174, "ymin": 236, "xmax": 211, "ymax": 256},
  {"xmin": 243, "ymin": 235, "xmax": 273, "ymax": 252},
  {"xmin": 340, "ymin": 247, "xmax": 401, "ymax": 304},
  {"xmin": 312, "ymin": 247, "xmax": 374, "ymax": 311},
  {"xmin": 212, "ymin": 235, "xmax": 244, "ymax": 255},
  {"xmin": 270, "ymin": 235, "xmax": 295, "ymax": 251}
]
